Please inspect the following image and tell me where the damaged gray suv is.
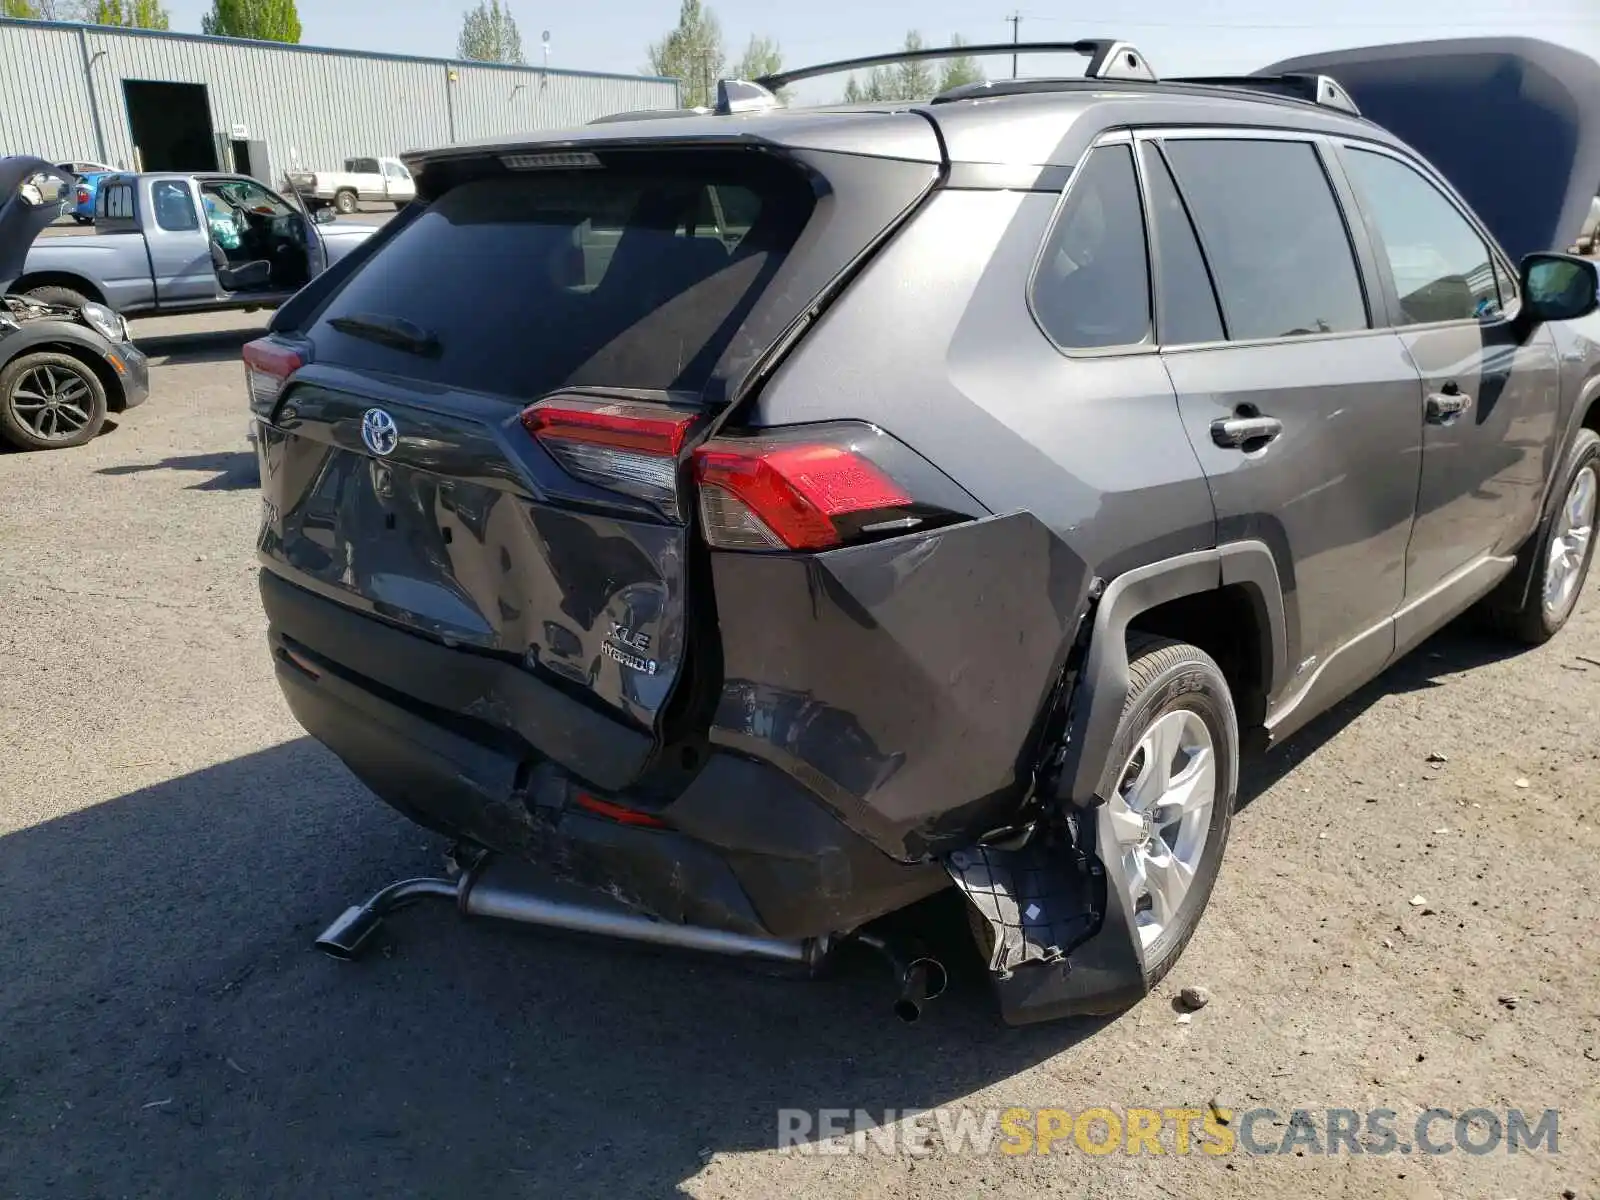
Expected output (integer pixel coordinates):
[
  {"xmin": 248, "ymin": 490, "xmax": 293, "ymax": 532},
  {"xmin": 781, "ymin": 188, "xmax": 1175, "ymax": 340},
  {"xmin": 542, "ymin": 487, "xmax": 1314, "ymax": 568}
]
[{"xmin": 247, "ymin": 36, "xmax": 1600, "ymax": 1024}]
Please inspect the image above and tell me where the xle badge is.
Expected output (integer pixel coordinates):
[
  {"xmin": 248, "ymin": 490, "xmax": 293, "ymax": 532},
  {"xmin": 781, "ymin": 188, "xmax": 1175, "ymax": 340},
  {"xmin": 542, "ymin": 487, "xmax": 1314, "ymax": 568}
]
[{"xmin": 603, "ymin": 622, "xmax": 658, "ymax": 675}]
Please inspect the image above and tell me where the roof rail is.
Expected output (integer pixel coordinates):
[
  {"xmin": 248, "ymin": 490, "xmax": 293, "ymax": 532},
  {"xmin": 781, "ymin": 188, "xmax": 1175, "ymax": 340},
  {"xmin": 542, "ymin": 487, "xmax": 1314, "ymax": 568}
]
[
  {"xmin": 1168, "ymin": 73, "xmax": 1362, "ymax": 116},
  {"xmin": 755, "ymin": 39, "xmax": 1157, "ymax": 92}
]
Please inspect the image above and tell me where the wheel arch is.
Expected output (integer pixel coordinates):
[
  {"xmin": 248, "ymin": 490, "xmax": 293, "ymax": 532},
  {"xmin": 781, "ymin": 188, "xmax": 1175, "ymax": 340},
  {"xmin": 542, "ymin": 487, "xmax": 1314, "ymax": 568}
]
[
  {"xmin": 10, "ymin": 272, "xmax": 107, "ymax": 305},
  {"xmin": 1058, "ymin": 541, "xmax": 1287, "ymax": 807},
  {"xmin": 2, "ymin": 336, "xmax": 126, "ymax": 411}
]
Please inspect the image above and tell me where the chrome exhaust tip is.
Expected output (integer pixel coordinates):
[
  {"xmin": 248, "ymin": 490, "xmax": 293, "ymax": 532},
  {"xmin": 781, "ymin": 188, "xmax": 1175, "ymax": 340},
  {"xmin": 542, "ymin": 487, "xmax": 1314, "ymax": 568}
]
[
  {"xmin": 314, "ymin": 904, "xmax": 385, "ymax": 960},
  {"xmin": 892, "ymin": 956, "xmax": 950, "ymax": 1023}
]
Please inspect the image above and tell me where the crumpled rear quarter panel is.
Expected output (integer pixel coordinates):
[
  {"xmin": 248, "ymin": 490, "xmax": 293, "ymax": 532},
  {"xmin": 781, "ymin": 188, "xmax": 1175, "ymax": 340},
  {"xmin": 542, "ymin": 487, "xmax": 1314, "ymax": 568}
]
[{"xmin": 708, "ymin": 511, "xmax": 1091, "ymax": 861}]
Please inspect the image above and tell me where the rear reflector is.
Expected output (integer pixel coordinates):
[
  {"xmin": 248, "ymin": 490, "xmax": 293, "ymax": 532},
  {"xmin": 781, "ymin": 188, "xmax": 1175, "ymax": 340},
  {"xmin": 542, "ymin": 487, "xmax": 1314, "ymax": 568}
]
[
  {"xmin": 574, "ymin": 792, "xmax": 667, "ymax": 828},
  {"xmin": 521, "ymin": 396, "xmax": 698, "ymax": 516},
  {"xmin": 692, "ymin": 437, "xmax": 913, "ymax": 552},
  {"xmin": 241, "ymin": 338, "xmax": 305, "ymax": 413}
]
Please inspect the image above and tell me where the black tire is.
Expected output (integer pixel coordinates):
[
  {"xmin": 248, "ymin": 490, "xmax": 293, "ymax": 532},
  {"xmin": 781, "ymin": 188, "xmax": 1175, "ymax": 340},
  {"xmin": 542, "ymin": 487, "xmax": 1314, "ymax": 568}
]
[
  {"xmin": 334, "ymin": 189, "xmax": 358, "ymax": 215},
  {"xmin": 0, "ymin": 351, "xmax": 109, "ymax": 451},
  {"xmin": 1485, "ymin": 427, "xmax": 1600, "ymax": 645},
  {"xmin": 1097, "ymin": 634, "xmax": 1238, "ymax": 988},
  {"xmin": 25, "ymin": 284, "xmax": 91, "ymax": 310},
  {"xmin": 393, "ymin": 201, "xmax": 406, "ymax": 211},
  {"xmin": 73, "ymin": 215, "xmax": 92, "ymax": 226}
]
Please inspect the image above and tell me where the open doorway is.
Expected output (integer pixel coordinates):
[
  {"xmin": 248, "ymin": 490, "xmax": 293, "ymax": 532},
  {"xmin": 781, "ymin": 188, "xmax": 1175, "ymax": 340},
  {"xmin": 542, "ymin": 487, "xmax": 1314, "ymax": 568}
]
[{"xmin": 123, "ymin": 80, "xmax": 218, "ymax": 172}]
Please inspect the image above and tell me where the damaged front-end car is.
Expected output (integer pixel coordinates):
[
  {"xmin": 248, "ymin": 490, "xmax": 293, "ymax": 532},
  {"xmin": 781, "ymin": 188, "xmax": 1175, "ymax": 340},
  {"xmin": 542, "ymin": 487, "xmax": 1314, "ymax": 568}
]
[{"xmin": 0, "ymin": 156, "xmax": 149, "ymax": 451}]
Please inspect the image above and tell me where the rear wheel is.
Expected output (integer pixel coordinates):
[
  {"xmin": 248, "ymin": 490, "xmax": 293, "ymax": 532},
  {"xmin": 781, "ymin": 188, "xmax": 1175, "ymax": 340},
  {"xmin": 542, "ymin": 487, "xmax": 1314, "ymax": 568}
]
[
  {"xmin": 1098, "ymin": 635, "xmax": 1237, "ymax": 987},
  {"xmin": 0, "ymin": 351, "xmax": 108, "ymax": 451},
  {"xmin": 334, "ymin": 189, "xmax": 358, "ymax": 215},
  {"xmin": 1487, "ymin": 428, "xmax": 1599, "ymax": 644}
]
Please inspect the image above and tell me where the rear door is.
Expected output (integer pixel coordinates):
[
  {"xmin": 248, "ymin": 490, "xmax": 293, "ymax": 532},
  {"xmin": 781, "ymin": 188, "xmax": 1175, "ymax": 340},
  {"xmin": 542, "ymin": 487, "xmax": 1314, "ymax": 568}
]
[
  {"xmin": 256, "ymin": 144, "xmax": 939, "ymax": 754},
  {"xmin": 1332, "ymin": 140, "xmax": 1561, "ymax": 631},
  {"xmin": 1148, "ymin": 131, "xmax": 1425, "ymax": 730}
]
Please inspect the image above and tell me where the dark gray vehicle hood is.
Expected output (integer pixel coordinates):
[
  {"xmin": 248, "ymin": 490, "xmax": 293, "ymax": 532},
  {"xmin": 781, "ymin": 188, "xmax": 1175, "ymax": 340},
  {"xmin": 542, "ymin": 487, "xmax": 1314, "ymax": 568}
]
[
  {"xmin": 1262, "ymin": 38, "xmax": 1600, "ymax": 262},
  {"xmin": 0, "ymin": 157, "xmax": 74, "ymax": 291}
]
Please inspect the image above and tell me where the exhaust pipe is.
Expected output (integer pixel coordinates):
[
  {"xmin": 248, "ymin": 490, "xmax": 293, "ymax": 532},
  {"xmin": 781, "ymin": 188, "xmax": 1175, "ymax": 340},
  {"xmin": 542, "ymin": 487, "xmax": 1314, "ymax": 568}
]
[
  {"xmin": 315, "ymin": 856, "xmax": 830, "ymax": 970},
  {"xmin": 315, "ymin": 856, "xmax": 946, "ymax": 1019},
  {"xmin": 855, "ymin": 932, "xmax": 949, "ymax": 1022}
]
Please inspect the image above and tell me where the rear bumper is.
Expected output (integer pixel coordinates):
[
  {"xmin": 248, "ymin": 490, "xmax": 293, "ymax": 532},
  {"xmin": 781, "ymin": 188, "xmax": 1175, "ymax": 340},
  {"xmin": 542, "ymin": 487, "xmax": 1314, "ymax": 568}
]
[{"xmin": 261, "ymin": 569, "xmax": 948, "ymax": 939}]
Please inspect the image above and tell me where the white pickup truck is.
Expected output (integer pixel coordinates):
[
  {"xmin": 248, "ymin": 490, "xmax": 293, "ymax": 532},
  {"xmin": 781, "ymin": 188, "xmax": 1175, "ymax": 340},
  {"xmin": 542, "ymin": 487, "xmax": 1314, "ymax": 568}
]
[{"xmin": 283, "ymin": 156, "xmax": 416, "ymax": 215}]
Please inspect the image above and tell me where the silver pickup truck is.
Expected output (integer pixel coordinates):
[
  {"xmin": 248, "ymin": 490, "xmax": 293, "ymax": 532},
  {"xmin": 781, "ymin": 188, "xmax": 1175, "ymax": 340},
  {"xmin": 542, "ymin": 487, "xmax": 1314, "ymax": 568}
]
[{"xmin": 13, "ymin": 172, "xmax": 379, "ymax": 316}]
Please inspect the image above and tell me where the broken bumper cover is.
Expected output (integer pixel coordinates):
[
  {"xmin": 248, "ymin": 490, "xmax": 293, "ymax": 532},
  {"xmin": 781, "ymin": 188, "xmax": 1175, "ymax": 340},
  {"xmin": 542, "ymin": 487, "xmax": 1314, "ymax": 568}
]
[{"xmin": 261, "ymin": 569, "xmax": 948, "ymax": 942}]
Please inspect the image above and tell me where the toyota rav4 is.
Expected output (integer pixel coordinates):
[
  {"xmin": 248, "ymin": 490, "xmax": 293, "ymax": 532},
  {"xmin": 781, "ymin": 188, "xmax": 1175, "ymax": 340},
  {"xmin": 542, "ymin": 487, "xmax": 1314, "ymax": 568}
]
[{"xmin": 246, "ymin": 36, "xmax": 1600, "ymax": 1024}]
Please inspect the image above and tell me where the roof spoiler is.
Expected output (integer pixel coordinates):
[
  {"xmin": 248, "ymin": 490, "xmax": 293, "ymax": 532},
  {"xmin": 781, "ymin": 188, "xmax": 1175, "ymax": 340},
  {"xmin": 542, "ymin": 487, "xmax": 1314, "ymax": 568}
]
[{"xmin": 589, "ymin": 78, "xmax": 784, "ymax": 124}]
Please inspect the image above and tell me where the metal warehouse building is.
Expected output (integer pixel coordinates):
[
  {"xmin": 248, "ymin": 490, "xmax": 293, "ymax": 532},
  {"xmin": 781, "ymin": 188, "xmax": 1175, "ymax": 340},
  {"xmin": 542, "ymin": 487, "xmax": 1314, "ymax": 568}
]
[{"xmin": 0, "ymin": 17, "xmax": 679, "ymax": 185}]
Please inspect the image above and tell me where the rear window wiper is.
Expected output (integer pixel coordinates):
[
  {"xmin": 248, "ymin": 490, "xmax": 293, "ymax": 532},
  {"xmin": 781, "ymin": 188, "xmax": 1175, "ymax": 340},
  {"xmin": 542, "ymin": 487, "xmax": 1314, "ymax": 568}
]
[{"xmin": 327, "ymin": 312, "xmax": 442, "ymax": 358}]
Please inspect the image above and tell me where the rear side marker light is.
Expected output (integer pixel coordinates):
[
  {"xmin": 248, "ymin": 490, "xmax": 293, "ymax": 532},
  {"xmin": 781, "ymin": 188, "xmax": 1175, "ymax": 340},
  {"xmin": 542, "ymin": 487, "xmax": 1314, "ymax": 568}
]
[
  {"xmin": 692, "ymin": 438, "xmax": 913, "ymax": 552},
  {"xmin": 521, "ymin": 397, "xmax": 698, "ymax": 516},
  {"xmin": 242, "ymin": 338, "xmax": 305, "ymax": 413}
]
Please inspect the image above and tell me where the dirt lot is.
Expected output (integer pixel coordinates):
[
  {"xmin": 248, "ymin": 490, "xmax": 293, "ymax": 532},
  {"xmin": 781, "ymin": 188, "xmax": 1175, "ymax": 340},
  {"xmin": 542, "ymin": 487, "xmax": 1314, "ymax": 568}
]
[{"xmin": 1, "ymin": 311, "xmax": 1597, "ymax": 1199}]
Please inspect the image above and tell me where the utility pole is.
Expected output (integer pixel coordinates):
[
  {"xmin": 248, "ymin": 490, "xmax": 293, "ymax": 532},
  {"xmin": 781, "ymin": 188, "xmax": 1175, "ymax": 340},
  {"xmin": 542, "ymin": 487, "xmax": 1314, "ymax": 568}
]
[{"xmin": 1007, "ymin": 11, "xmax": 1021, "ymax": 79}]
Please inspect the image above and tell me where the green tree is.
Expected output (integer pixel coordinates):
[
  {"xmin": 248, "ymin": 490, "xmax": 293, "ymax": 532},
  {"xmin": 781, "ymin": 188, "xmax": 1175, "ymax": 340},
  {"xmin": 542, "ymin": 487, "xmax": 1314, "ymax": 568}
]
[
  {"xmin": 457, "ymin": 0, "xmax": 523, "ymax": 64},
  {"xmin": 841, "ymin": 31, "xmax": 982, "ymax": 103},
  {"xmin": 646, "ymin": 0, "xmax": 724, "ymax": 110},
  {"xmin": 938, "ymin": 34, "xmax": 984, "ymax": 92},
  {"xmin": 90, "ymin": 0, "xmax": 170, "ymax": 28},
  {"xmin": 201, "ymin": 0, "xmax": 301, "ymax": 43},
  {"xmin": 732, "ymin": 33, "xmax": 789, "ymax": 100},
  {"xmin": 2, "ymin": 0, "xmax": 39, "ymax": 15}
]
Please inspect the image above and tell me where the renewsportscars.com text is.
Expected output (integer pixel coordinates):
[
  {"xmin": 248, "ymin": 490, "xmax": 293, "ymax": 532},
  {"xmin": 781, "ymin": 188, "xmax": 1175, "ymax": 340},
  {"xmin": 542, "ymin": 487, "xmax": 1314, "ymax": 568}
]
[{"xmin": 776, "ymin": 1106, "xmax": 1560, "ymax": 1157}]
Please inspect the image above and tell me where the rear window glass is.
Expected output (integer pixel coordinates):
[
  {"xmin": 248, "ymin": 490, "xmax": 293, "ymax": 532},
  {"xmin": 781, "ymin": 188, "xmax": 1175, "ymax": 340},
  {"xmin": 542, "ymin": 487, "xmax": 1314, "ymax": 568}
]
[{"xmin": 308, "ymin": 151, "xmax": 814, "ymax": 400}]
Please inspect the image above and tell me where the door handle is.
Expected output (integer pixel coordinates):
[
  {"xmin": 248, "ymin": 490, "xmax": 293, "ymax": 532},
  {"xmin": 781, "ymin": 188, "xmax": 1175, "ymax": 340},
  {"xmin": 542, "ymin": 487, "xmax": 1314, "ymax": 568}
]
[
  {"xmin": 1210, "ymin": 415, "xmax": 1284, "ymax": 449},
  {"xmin": 1425, "ymin": 386, "xmax": 1472, "ymax": 423}
]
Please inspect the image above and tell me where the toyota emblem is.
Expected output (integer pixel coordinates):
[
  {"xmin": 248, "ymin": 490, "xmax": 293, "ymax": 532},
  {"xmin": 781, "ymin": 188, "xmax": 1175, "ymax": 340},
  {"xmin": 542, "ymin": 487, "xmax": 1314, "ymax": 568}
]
[{"xmin": 361, "ymin": 407, "xmax": 398, "ymax": 456}]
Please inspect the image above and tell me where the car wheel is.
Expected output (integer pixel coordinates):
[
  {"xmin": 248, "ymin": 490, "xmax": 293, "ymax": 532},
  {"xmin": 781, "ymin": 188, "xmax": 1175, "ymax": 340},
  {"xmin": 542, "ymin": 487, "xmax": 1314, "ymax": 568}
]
[
  {"xmin": 1488, "ymin": 428, "xmax": 1599, "ymax": 644},
  {"xmin": 1097, "ymin": 634, "xmax": 1237, "ymax": 988},
  {"xmin": 73, "ymin": 215, "xmax": 92, "ymax": 226},
  {"xmin": 334, "ymin": 189, "xmax": 358, "ymax": 215},
  {"xmin": 25, "ymin": 284, "xmax": 91, "ymax": 310},
  {"xmin": 0, "ymin": 351, "xmax": 109, "ymax": 451}
]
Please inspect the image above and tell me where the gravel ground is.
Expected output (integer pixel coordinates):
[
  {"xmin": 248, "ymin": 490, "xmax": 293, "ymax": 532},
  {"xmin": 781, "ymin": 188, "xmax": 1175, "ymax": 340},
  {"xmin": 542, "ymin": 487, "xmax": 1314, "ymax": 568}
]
[{"xmin": 1, "ymin": 312, "xmax": 1597, "ymax": 1199}]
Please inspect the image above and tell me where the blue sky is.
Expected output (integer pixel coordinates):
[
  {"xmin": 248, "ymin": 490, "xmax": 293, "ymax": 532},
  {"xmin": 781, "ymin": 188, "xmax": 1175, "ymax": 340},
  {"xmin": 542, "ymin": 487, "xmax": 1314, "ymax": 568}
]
[{"xmin": 161, "ymin": 0, "xmax": 1600, "ymax": 101}]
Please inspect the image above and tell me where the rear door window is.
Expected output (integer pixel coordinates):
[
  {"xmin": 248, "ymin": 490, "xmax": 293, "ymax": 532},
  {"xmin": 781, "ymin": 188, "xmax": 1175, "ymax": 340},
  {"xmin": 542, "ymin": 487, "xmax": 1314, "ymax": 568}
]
[
  {"xmin": 306, "ymin": 151, "xmax": 815, "ymax": 400},
  {"xmin": 1340, "ymin": 147, "xmax": 1505, "ymax": 325},
  {"xmin": 1139, "ymin": 142, "xmax": 1225, "ymax": 345},
  {"xmin": 1162, "ymin": 138, "xmax": 1369, "ymax": 341},
  {"xmin": 1030, "ymin": 143, "xmax": 1152, "ymax": 350}
]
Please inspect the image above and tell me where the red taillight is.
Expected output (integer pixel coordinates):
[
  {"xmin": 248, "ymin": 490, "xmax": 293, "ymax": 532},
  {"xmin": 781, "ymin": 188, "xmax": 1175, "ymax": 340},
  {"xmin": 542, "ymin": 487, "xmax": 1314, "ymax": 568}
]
[
  {"xmin": 76, "ymin": 187, "xmax": 88, "ymax": 204},
  {"xmin": 692, "ymin": 436, "xmax": 913, "ymax": 551},
  {"xmin": 242, "ymin": 338, "xmax": 304, "ymax": 411},
  {"xmin": 521, "ymin": 396, "xmax": 698, "ymax": 515},
  {"xmin": 574, "ymin": 792, "xmax": 667, "ymax": 828}
]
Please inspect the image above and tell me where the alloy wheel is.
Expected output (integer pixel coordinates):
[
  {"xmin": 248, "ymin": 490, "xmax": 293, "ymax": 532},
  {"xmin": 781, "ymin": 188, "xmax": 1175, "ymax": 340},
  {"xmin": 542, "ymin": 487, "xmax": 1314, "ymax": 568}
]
[
  {"xmin": 1543, "ymin": 464, "xmax": 1597, "ymax": 621},
  {"xmin": 9, "ymin": 363, "xmax": 96, "ymax": 443},
  {"xmin": 1105, "ymin": 708, "xmax": 1217, "ymax": 951}
]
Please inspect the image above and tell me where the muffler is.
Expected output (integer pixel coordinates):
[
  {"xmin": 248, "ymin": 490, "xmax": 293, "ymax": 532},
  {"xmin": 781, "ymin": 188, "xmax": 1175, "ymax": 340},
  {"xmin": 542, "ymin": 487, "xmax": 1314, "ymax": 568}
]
[{"xmin": 314, "ymin": 855, "xmax": 948, "ymax": 1020}]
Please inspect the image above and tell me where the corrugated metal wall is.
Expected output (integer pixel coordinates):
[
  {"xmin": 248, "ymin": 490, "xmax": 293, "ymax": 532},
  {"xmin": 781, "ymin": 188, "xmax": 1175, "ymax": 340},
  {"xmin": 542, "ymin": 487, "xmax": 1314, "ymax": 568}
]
[{"xmin": 0, "ymin": 17, "xmax": 677, "ymax": 181}]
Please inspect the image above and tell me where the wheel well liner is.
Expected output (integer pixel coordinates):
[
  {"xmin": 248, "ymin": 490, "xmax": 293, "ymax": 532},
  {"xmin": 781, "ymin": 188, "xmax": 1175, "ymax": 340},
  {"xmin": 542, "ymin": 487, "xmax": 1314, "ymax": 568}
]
[{"xmin": 1058, "ymin": 541, "xmax": 1286, "ymax": 806}]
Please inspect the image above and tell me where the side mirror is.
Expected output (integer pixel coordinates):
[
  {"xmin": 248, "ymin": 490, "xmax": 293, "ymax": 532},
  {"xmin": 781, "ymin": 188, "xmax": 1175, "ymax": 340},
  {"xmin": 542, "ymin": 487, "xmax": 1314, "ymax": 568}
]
[
  {"xmin": 1520, "ymin": 253, "xmax": 1600, "ymax": 323},
  {"xmin": 312, "ymin": 207, "xmax": 336, "ymax": 225}
]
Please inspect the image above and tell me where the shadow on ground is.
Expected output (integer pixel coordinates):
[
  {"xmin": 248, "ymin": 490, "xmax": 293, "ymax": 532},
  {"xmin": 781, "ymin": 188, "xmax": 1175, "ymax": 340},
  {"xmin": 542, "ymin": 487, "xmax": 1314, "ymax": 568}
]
[
  {"xmin": 133, "ymin": 327, "xmax": 260, "ymax": 367},
  {"xmin": 0, "ymin": 739, "xmax": 1090, "ymax": 1197},
  {"xmin": 98, "ymin": 451, "xmax": 258, "ymax": 490},
  {"xmin": 1238, "ymin": 619, "xmax": 1532, "ymax": 806}
]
